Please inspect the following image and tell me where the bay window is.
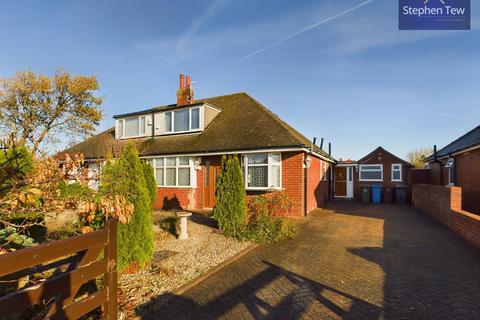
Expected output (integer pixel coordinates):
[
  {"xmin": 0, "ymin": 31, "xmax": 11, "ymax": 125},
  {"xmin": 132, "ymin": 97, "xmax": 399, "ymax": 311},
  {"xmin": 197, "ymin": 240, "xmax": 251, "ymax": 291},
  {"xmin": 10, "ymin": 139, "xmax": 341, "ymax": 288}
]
[
  {"xmin": 243, "ymin": 153, "xmax": 281, "ymax": 189},
  {"xmin": 359, "ymin": 164, "xmax": 383, "ymax": 181},
  {"xmin": 148, "ymin": 157, "xmax": 194, "ymax": 187}
]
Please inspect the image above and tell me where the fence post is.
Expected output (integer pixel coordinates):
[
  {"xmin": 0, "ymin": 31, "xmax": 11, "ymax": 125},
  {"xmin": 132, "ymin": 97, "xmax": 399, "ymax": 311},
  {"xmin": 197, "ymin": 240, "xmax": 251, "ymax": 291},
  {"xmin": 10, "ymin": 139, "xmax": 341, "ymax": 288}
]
[{"xmin": 104, "ymin": 219, "xmax": 118, "ymax": 320}]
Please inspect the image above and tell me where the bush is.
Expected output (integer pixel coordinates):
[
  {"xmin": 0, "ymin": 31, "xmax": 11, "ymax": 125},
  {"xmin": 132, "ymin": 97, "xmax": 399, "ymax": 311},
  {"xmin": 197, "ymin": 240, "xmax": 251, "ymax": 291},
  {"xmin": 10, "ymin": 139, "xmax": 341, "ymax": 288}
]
[
  {"xmin": 243, "ymin": 191, "xmax": 297, "ymax": 243},
  {"xmin": 58, "ymin": 181, "xmax": 92, "ymax": 199},
  {"xmin": 243, "ymin": 214, "xmax": 297, "ymax": 243},
  {"xmin": 100, "ymin": 142, "xmax": 154, "ymax": 272},
  {"xmin": 142, "ymin": 161, "xmax": 157, "ymax": 205},
  {"xmin": 213, "ymin": 155, "xmax": 246, "ymax": 238}
]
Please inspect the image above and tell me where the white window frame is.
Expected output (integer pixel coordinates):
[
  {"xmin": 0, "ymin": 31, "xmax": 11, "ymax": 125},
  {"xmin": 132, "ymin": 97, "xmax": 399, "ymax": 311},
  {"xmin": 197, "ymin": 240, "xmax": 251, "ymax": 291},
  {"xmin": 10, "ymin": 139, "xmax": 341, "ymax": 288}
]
[
  {"xmin": 148, "ymin": 157, "xmax": 195, "ymax": 188},
  {"xmin": 117, "ymin": 115, "xmax": 147, "ymax": 139},
  {"xmin": 163, "ymin": 107, "xmax": 202, "ymax": 134},
  {"xmin": 359, "ymin": 164, "xmax": 383, "ymax": 182},
  {"xmin": 243, "ymin": 153, "xmax": 282, "ymax": 190},
  {"xmin": 321, "ymin": 161, "xmax": 328, "ymax": 181},
  {"xmin": 391, "ymin": 163, "xmax": 402, "ymax": 182}
]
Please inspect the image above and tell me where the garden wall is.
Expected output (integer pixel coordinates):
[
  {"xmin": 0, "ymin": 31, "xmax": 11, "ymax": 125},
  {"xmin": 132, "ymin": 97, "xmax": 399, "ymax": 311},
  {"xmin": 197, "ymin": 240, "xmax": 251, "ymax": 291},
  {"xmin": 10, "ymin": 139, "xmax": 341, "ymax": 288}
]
[{"xmin": 412, "ymin": 183, "xmax": 480, "ymax": 248}]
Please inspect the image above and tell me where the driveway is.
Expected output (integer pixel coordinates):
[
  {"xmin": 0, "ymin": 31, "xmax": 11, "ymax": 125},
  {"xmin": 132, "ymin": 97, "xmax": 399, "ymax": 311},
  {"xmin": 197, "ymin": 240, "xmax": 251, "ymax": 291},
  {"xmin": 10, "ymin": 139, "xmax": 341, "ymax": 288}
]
[{"xmin": 141, "ymin": 201, "xmax": 480, "ymax": 320}]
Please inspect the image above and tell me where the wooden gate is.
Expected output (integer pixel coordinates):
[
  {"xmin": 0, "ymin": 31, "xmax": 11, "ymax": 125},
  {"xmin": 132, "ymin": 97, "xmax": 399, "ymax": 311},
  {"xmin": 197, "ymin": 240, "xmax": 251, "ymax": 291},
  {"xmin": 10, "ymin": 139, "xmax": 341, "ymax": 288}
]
[{"xmin": 0, "ymin": 219, "xmax": 117, "ymax": 319}]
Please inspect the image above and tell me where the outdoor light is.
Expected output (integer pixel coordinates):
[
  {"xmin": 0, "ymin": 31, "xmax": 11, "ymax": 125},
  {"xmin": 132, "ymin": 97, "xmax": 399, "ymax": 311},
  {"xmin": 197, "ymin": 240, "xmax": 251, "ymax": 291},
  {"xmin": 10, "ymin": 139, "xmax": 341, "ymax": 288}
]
[
  {"xmin": 195, "ymin": 157, "xmax": 202, "ymax": 170},
  {"xmin": 304, "ymin": 156, "xmax": 312, "ymax": 168}
]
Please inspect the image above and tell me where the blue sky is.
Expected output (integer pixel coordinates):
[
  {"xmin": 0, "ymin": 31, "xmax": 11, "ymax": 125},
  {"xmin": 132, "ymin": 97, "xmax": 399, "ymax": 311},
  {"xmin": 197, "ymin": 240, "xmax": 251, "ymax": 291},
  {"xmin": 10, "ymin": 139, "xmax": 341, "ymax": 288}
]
[{"xmin": 1, "ymin": 0, "xmax": 479, "ymax": 160}]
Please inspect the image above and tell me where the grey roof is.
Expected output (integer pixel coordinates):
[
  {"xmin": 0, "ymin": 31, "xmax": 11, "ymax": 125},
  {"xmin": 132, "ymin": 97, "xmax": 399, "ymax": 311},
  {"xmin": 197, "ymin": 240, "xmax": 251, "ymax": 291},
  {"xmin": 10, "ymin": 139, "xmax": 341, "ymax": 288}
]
[
  {"xmin": 426, "ymin": 125, "xmax": 480, "ymax": 161},
  {"xmin": 63, "ymin": 92, "xmax": 336, "ymax": 162}
]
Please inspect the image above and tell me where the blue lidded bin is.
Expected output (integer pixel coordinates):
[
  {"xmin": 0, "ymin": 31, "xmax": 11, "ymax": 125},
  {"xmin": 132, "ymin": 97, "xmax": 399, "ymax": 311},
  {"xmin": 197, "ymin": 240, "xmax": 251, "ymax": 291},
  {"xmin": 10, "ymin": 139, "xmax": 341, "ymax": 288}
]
[{"xmin": 371, "ymin": 184, "xmax": 383, "ymax": 204}]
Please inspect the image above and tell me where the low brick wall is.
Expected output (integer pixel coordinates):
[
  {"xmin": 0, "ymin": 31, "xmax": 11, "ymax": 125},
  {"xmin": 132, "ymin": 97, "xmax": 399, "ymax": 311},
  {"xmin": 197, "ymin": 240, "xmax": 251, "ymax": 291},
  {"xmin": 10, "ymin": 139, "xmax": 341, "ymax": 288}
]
[{"xmin": 412, "ymin": 184, "xmax": 480, "ymax": 247}]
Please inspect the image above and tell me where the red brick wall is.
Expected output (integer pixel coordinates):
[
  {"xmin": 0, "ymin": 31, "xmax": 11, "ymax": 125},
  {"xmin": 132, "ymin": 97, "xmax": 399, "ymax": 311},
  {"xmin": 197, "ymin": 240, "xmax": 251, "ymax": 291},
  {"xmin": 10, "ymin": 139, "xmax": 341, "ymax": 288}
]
[
  {"xmin": 454, "ymin": 148, "xmax": 480, "ymax": 214},
  {"xmin": 427, "ymin": 148, "xmax": 480, "ymax": 214},
  {"xmin": 153, "ymin": 187, "xmax": 194, "ymax": 210},
  {"xmin": 354, "ymin": 151, "xmax": 412, "ymax": 201},
  {"xmin": 412, "ymin": 184, "xmax": 480, "ymax": 248},
  {"xmin": 280, "ymin": 152, "xmax": 305, "ymax": 217},
  {"xmin": 306, "ymin": 156, "xmax": 330, "ymax": 213}
]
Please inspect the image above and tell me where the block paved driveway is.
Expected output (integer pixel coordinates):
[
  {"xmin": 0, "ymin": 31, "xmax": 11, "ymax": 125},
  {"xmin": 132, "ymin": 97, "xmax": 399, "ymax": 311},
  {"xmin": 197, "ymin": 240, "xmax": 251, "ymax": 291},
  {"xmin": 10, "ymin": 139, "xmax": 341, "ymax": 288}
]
[{"xmin": 141, "ymin": 201, "xmax": 480, "ymax": 320}]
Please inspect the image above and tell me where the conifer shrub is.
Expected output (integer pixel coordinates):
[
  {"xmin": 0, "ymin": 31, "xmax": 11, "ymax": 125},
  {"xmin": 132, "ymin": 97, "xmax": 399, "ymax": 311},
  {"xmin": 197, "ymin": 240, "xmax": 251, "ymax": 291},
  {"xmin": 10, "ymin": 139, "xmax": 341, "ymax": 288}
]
[
  {"xmin": 100, "ymin": 142, "xmax": 154, "ymax": 272},
  {"xmin": 142, "ymin": 161, "xmax": 157, "ymax": 205},
  {"xmin": 212, "ymin": 155, "xmax": 246, "ymax": 238}
]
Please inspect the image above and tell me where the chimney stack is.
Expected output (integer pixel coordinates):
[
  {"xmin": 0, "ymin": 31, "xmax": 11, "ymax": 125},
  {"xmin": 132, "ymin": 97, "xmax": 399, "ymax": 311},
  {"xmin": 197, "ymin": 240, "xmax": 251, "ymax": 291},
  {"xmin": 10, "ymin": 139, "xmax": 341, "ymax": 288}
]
[{"xmin": 176, "ymin": 73, "xmax": 194, "ymax": 105}]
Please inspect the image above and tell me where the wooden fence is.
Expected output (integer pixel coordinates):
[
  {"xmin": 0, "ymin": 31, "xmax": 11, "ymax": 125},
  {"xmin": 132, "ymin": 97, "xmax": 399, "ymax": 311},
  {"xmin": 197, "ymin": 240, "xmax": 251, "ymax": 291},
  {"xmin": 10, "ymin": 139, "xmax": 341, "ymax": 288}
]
[{"xmin": 0, "ymin": 219, "xmax": 117, "ymax": 319}]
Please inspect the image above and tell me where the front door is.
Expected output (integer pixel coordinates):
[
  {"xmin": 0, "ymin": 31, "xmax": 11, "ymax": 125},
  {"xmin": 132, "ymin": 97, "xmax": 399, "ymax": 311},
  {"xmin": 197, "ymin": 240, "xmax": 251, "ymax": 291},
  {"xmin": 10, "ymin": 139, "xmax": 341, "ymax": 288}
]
[
  {"xmin": 204, "ymin": 160, "xmax": 220, "ymax": 208},
  {"xmin": 335, "ymin": 166, "xmax": 354, "ymax": 198},
  {"xmin": 335, "ymin": 167, "xmax": 347, "ymax": 197}
]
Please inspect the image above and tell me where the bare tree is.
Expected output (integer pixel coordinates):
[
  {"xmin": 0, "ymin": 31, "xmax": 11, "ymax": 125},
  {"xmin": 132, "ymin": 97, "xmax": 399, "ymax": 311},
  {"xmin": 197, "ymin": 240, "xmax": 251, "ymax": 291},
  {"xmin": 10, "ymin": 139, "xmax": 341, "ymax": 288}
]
[{"xmin": 407, "ymin": 147, "xmax": 433, "ymax": 168}]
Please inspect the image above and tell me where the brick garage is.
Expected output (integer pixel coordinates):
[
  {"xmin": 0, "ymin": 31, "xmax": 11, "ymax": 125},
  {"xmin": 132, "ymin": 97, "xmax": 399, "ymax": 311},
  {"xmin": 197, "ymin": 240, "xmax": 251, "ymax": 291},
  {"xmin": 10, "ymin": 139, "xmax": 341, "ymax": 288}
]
[
  {"xmin": 347, "ymin": 147, "xmax": 413, "ymax": 201},
  {"xmin": 412, "ymin": 184, "xmax": 480, "ymax": 248}
]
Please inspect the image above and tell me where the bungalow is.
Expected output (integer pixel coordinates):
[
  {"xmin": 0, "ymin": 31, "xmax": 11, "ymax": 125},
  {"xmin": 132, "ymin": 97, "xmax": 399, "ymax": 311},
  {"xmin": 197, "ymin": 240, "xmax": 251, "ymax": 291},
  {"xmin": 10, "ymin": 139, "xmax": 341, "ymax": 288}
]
[
  {"xmin": 334, "ymin": 147, "xmax": 412, "ymax": 202},
  {"xmin": 425, "ymin": 125, "xmax": 480, "ymax": 214},
  {"xmin": 64, "ymin": 75, "xmax": 336, "ymax": 217}
]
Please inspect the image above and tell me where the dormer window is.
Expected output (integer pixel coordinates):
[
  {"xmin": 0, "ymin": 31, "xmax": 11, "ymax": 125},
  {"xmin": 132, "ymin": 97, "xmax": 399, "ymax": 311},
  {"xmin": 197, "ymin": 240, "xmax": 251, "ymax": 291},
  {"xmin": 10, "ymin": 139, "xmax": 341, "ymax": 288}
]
[
  {"xmin": 164, "ymin": 107, "xmax": 201, "ymax": 134},
  {"xmin": 116, "ymin": 115, "xmax": 151, "ymax": 139}
]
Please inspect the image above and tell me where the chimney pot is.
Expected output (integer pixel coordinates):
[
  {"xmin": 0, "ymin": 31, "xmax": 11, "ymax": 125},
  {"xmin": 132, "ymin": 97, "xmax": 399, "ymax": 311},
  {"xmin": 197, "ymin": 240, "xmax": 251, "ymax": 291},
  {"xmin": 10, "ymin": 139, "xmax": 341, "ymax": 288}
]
[
  {"xmin": 186, "ymin": 75, "xmax": 191, "ymax": 87},
  {"xmin": 179, "ymin": 74, "xmax": 185, "ymax": 89}
]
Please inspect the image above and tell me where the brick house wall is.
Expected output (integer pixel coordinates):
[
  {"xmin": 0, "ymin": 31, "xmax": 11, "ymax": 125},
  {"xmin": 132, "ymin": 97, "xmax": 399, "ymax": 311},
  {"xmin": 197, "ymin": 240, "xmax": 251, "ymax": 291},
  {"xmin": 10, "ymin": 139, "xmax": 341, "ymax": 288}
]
[
  {"xmin": 412, "ymin": 184, "xmax": 480, "ymax": 248},
  {"xmin": 354, "ymin": 152, "xmax": 412, "ymax": 201},
  {"xmin": 427, "ymin": 148, "xmax": 480, "ymax": 214},
  {"xmin": 306, "ymin": 156, "xmax": 330, "ymax": 213},
  {"xmin": 275, "ymin": 152, "xmax": 304, "ymax": 217},
  {"xmin": 152, "ymin": 151, "xmax": 327, "ymax": 217},
  {"xmin": 455, "ymin": 148, "xmax": 480, "ymax": 214}
]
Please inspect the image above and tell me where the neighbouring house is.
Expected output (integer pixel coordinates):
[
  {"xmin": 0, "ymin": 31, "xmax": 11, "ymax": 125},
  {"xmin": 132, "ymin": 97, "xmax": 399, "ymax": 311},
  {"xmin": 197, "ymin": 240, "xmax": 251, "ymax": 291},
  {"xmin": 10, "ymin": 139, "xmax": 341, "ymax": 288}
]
[
  {"xmin": 63, "ymin": 75, "xmax": 336, "ymax": 217},
  {"xmin": 424, "ymin": 125, "xmax": 480, "ymax": 214},
  {"xmin": 334, "ymin": 147, "xmax": 413, "ymax": 201}
]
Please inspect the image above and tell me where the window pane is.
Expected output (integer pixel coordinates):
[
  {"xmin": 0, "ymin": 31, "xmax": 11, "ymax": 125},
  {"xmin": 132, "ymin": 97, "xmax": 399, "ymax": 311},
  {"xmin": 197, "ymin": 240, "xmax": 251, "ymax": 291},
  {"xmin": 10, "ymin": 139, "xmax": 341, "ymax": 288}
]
[
  {"xmin": 155, "ymin": 168, "xmax": 164, "ymax": 186},
  {"xmin": 248, "ymin": 166, "xmax": 268, "ymax": 187},
  {"xmin": 155, "ymin": 158, "xmax": 164, "ymax": 167},
  {"xmin": 191, "ymin": 108, "xmax": 200, "ymax": 129},
  {"xmin": 124, "ymin": 117, "xmax": 139, "ymax": 137},
  {"xmin": 271, "ymin": 165, "xmax": 281, "ymax": 188},
  {"xmin": 363, "ymin": 165, "xmax": 381, "ymax": 171},
  {"xmin": 361, "ymin": 170, "xmax": 382, "ymax": 180},
  {"xmin": 166, "ymin": 158, "xmax": 176, "ymax": 166},
  {"xmin": 166, "ymin": 168, "xmax": 176, "ymax": 185},
  {"xmin": 174, "ymin": 109, "xmax": 189, "ymax": 132},
  {"xmin": 147, "ymin": 159, "xmax": 154, "ymax": 167},
  {"xmin": 164, "ymin": 112, "xmax": 172, "ymax": 132},
  {"xmin": 270, "ymin": 153, "xmax": 281, "ymax": 164},
  {"xmin": 248, "ymin": 153, "xmax": 268, "ymax": 165},
  {"xmin": 392, "ymin": 171, "xmax": 401, "ymax": 180},
  {"xmin": 178, "ymin": 157, "xmax": 189, "ymax": 165},
  {"xmin": 178, "ymin": 168, "xmax": 190, "ymax": 186},
  {"xmin": 140, "ymin": 117, "xmax": 146, "ymax": 134}
]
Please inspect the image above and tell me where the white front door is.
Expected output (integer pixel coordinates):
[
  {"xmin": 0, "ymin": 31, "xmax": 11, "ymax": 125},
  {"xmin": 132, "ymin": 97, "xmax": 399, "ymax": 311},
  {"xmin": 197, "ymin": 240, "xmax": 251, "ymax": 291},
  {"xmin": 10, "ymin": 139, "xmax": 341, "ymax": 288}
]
[{"xmin": 346, "ymin": 166, "xmax": 354, "ymax": 198}]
